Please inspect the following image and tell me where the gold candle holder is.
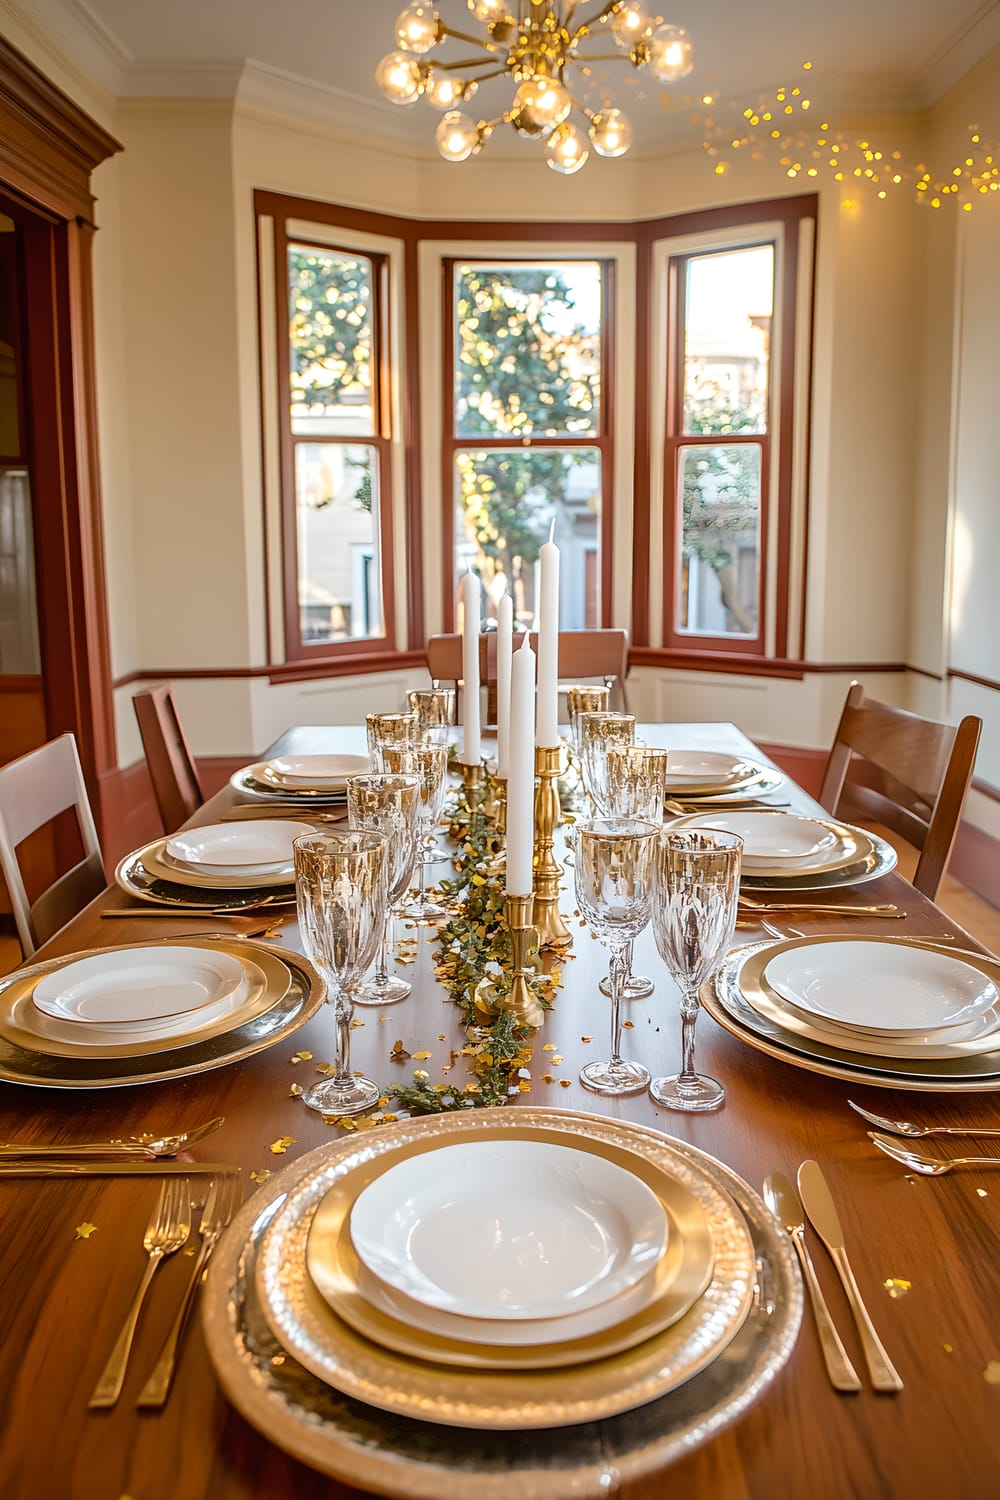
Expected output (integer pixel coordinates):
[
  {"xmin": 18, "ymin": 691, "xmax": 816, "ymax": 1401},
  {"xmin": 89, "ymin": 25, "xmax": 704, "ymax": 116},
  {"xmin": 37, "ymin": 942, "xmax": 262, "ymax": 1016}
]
[
  {"xmin": 460, "ymin": 761, "xmax": 484, "ymax": 797},
  {"xmin": 501, "ymin": 893, "xmax": 545, "ymax": 1028},
  {"xmin": 532, "ymin": 744, "xmax": 573, "ymax": 950}
]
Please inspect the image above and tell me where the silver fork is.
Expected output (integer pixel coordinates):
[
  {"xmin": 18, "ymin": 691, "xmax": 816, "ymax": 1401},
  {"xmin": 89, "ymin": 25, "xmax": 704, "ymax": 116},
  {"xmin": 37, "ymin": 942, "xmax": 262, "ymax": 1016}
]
[
  {"xmin": 135, "ymin": 1174, "xmax": 243, "ymax": 1408},
  {"xmin": 88, "ymin": 1177, "xmax": 192, "ymax": 1408},
  {"xmin": 868, "ymin": 1132, "xmax": 1000, "ymax": 1175},
  {"xmin": 850, "ymin": 1100, "xmax": 1000, "ymax": 1138},
  {"xmin": 0, "ymin": 1117, "xmax": 225, "ymax": 1161}
]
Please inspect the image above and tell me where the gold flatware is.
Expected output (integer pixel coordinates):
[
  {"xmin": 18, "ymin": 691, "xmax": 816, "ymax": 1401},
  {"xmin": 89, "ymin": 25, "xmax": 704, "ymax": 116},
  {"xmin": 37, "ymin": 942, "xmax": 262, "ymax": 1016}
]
[
  {"xmin": 797, "ymin": 1160, "xmax": 903, "ymax": 1392},
  {"xmin": 0, "ymin": 1116, "xmax": 224, "ymax": 1161},
  {"xmin": 89, "ymin": 1177, "xmax": 192, "ymax": 1408},
  {"xmin": 137, "ymin": 1174, "xmax": 243, "ymax": 1407},
  {"xmin": 666, "ymin": 798, "xmax": 792, "ymax": 814},
  {"xmin": 850, "ymin": 1100, "xmax": 1000, "ymax": 1138},
  {"xmin": 219, "ymin": 807, "xmax": 347, "ymax": 822},
  {"xmin": 0, "ymin": 1160, "xmax": 238, "ymax": 1177},
  {"xmin": 868, "ymin": 1133, "xmax": 1000, "ymax": 1175},
  {"xmin": 100, "ymin": 903, "xmax": 293, "ymax": 919},
  {"xmin": 762, "ymin": 1171, "xmax": 861, "ymax": 1392},
  {"xmin": 739, "ymin": 896, "xmax": 901, "ymax": 917}
]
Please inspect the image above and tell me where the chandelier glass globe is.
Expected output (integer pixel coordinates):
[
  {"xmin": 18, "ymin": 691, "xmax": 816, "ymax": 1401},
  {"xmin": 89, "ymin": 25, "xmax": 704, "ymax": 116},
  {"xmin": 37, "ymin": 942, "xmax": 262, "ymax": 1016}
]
[
  {"xmin": 426, "ymin": 73, "xmax": 476, "ymax": 109},
  {"xmin": 647, "ymin": 25, "xmax": 695, "ymax": 82},
  {"xmin": 513, "ymin": 76, "xmax": 572, "ymax": 134},
  {"xmin": 436, "ymin": 110, "xmax": 480, "ymax": 161},
  {"xmin": 395, "ymin": 3, "xmax": 441, "ymax": 53},
  {"xmin": 546, "ymin": 120, "xmax": 590, "ymax": 175},
  {"xmin": 376, "ymin": 51, "xmax": 426, "ymax": 104},
  {"xmin": 589, "ymin": 108, "xmax": 633, "ymax": 159}
]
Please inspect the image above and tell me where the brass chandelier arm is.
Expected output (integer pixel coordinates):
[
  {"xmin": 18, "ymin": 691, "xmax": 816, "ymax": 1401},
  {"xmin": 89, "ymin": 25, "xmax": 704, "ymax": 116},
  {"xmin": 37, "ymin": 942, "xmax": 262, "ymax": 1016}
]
[
  {"xmin": 439, "ymin": 25, "xmax": 502, "ymax": 52},
  {"xmin": 436, "ymin": 55, "xmax": 504, "ymax": 69}
]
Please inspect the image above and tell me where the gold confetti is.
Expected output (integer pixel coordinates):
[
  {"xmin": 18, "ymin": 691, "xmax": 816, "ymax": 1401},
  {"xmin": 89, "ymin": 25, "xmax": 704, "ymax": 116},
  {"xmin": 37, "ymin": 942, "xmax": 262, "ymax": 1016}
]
[
  {"xmin": 250, "ymin": 1168, "xmax": 273, "ymax": 1185},
  {"xmin": 390, "ymin": 1040, "xmax": 411, "ymax": 1061},
  {"xmin": 622, "ymin": 1020, "xmax": 634, "ymax": 1029},
  {"xmin": 560, "ymin": 1079, "xmax": 572, "ymax": 1088},
  {"xmin": 271, "ymin": 1354, "xmax": 286, "ymax": 1367},
  {"xmin": 551, "ymin": 1054, "xmax": 563, "ymax": 1064},
  {"xmin": 414, "ymin": 1069, "xmax": 430, "ymax": 1081},
  {"xmin": 290, "ymin": 1051, "xmax": 312, "ymax": 1064},
  {"xmin": 289, "ymin": 1083, "xmax": 304, "ymax": 1097},
  {"xmin": 74, "ymin": 1221, "xmax": 98, "ymax": 1240},
  {"xmin": 977, "ymin": 1188, "xmax": 989, "ymax": 1197},
  {"xmin": 581, "ymin": 1035, "xmax": 593, "ymax": 1044},
  {"xmin": 315, "ymin": 1062, "xmax": 337, "ymax": 1077},
  {"xmin": 438, "ymin": 1034, "xmax": 446, "ymax": 1041},
  {"xmin": 883, "ymin": 1278, "xmax": 911, "ymax": 1299},
  {"xmin": 543, "ymin": 1044, "xmax": 556, "ymax": 1052},
  {"xmin": 984, "ymin": 1361, "xmax": 1000, "ymax": 1384},
  {"xmin": 541, "ymin": 1073, "xmax": 554, "ymax": 1084},
  {"xmin": 412, "ymin": 1050, "xmax": 432, "ymax": 1060},
  {"xmin": 270, "ymin": 1136, "xmax": 296, "ymax": 1155},
  {"xmin": 944, "ymin": 1343, "xmax": 954, "ymax": 1354},
  {"xmin": 350, "ymin": 1018, "xmax": 365, "ymax": 1029}
]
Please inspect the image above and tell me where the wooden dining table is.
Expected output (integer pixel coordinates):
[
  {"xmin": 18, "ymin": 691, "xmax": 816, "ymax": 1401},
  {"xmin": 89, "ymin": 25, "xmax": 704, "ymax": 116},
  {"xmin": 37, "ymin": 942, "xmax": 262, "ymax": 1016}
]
[{"xmin": 1, "ymin": 722, "xmax": 998, "ymax": 1500}]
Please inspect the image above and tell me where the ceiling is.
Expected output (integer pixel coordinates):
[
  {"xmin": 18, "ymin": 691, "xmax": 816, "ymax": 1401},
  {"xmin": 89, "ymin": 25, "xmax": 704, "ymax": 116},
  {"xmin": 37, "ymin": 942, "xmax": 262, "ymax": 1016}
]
[{"xmin": 26, "ymin": 0, "xmax": 1000, "ymax": 151}]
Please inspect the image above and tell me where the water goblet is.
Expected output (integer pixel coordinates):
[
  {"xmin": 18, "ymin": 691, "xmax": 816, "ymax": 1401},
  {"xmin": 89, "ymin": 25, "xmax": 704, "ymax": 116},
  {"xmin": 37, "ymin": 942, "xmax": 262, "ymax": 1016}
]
[
  {"xmin": 650, "ymin": 827, "xmax": 743, "ymax": 1112},
  {"xmin": 407, "ymin": 687, "xmax": 456, "ymax": 746},
  {"xmin": 365, "ymin": 712, "xmax": 417, "ymax": 766},
  {"xmin": 398, "ymin": 741, "xmax": 450, "ymax": 920},
  {"xmin": 566, "ymin": 685, "xmax": 610, "ymax": 755},
  {"xmin": 597, "ymin": 745, "xmax": 670, "ymax": 1002},
  {"xmin": 577, "ymin": 711, "xmax": 636, "ymax": 815},
  {"xmin": 293, "ymin": 830, "xmax": 389, "ymax": 1116},
  {"xmin": 574, "ymin": 817, "xmax": 658, "ymax": 1096},
  {"xmin": 347, "ymin": 773, "xmax": 421, "ymax": 1005}
]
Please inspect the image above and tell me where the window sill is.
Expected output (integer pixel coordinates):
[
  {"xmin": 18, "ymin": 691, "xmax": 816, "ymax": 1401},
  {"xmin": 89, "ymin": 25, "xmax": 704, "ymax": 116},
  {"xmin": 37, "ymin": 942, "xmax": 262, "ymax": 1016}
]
[
  {"xmin": 628, "ymin": 650, "xmax": 911, "ymax": 681},
  {"xmin": 268, "ymin": 649, "xmax": 427, "ymax": 685}
]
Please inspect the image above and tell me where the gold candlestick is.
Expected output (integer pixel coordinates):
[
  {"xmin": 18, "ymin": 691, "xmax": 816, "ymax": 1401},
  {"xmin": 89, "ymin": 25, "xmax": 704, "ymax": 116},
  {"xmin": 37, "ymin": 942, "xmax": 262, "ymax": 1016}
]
[
  {"xmin": 501, "ymin": 893, "xmax": 545, "ymax": 1028},
  {"xmin": 532, "ymin": 744, "xmax": 573, "ymax": 950},
  {"xmin": 460, "ymin": 761, "xmax": 484, "ymax": 798}
]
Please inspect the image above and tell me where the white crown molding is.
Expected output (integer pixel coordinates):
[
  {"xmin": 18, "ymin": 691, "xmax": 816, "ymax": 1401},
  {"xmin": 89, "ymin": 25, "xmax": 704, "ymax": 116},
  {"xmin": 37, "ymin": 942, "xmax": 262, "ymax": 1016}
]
[
  {"xmin": 117, "ymin": 56, "xmax": 246, "ymax": 100},
  {"xmin": 65, "ymin": 0, "xmax": 130, "ymax": 68},
  {"xmin": 913, "ymin": 0, "xmax": 1000, "ymax": 105},
  {"xmin": 0, "ymin": 0, "xmax": 120, "ymax": 108},
  {"xmin": 233, "ymin": 57, "xmax": 427, "ymax": 149}
]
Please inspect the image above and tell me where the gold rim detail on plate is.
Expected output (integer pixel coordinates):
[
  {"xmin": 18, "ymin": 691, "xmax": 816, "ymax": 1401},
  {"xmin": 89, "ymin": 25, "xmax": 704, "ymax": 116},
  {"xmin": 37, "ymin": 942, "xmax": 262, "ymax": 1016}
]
[
  {"xmin": 0, "ymin": 944, "xmax": 290, "ymax": 1060},
  {"xmin": 125, "ymin": 836, "xmax": 296, "ymax": 893},
  {"xmin": 0, "ymin": 938, "xmax": 325, "ymax": 1088},
  {"xmin": 252, "ymin": 1110, "xmax": 756, "ymax": 1429},
  {"xmin": 665, "ymin": 765, "xmax": 785, "ymax": 804},
  {"xmin": 728, "ymin": 812, "xmax": 896, "ymax": 890},
  {"xmin": 304, "ymin": 1123, "xmax": 714, "ymax": 1371},
  {"xmin": 201, "ymin": 1110, "xmax": 800, "ymax": 1500},
  {"xmin": 230, "ymin": 765, "xmax": 349, "ymax": 805},
  {"xmin": 706, "ymin": 938, "xmax": 1000, "ymax": 1091}
]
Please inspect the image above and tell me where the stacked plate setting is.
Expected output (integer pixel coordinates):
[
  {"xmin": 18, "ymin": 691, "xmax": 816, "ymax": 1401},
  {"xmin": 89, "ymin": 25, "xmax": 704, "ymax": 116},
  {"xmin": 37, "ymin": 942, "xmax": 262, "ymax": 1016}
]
[
  {"xmin": 706, "ymin": 935, "xmax": 1000, "ymax": 1091},
  {"xmin": 115, "ymin": 819, "xmax": 314, "ymax": 908},
  {"xmin": 664, "ymin": 750, "xmax": 785, "ymax": 804},
  {"xmin": 666, "ymin": 808, "xmax": 897, "ymax": 891},
  {"xmin": 203, "ymin": 1109, "xmax": 801, "ymax": 1496},
  {"xmin": 230, "ymin": 754, "xmax": 370, "ymax": 805}
]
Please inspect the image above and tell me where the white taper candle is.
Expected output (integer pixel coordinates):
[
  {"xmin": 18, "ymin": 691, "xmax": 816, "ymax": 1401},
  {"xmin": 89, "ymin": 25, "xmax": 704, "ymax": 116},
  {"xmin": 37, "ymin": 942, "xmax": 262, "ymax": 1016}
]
[
  {"xmin": 505, "ymin": 632, "xmax": 536, "ymax": 895},
  {"xmin": 461, "ymin": 567, "xmax": 481, "ymax": 765},
  {"xmin": 536, "ymin": 520, "xmax": 560, "ymax": 748},
  {"xmin": 496, "ymin": 593, "xmax": 513, "ymax": 779}
]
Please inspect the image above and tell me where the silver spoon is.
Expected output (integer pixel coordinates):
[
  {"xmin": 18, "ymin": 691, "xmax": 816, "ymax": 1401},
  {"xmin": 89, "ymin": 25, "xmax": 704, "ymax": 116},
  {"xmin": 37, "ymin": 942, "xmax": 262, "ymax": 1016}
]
[{"xmin": 0, "ymin": 1116, "xmax": 225, "ymax": 1161}]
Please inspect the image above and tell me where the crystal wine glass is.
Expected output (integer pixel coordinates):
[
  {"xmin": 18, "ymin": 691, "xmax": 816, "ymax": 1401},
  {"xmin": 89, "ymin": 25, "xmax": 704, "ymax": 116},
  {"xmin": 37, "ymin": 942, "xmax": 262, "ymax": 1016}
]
[
  {"xmin": 650, "ymin": 827, "xmax": 743, "ymax": 1112},
  {"xmin": 365, "ymin": 712, "xmax": 417, "ymax": 766},
  {"xmin": 577, "ymin": 712, "xmax": 636, "ymax": 815},
  {"xmin": 407, "ymin": 687, "xmax": 456, "ymax": 746},
  {"xmin": 396, "ymin": 740, "xmax": 449, "ymax": 919},
  {"xmin": 598, "ymin": 745, "xmax": 670, "ymax": 1002},
  {"xmin": 566, "ymin": 685, "xmax": 610, "ymax": 755},
  {"xmin": 293, "ymin": 829, "xmax": 388, "ymax": 1116},
  {"xmin": 574, "ymin": 817, "xmax": 658, "ymax": 1095},
  {"xmin": 347, "ymin": 773, "xmax": 421, "ymax": 1005}
]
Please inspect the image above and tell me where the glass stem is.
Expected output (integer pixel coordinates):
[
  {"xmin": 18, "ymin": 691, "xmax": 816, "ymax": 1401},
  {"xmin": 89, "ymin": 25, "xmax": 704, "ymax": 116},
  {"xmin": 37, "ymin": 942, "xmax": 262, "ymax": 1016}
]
[
  {"xmin": 334, "ymin": 989, "xmax": 355, "ymax": 1091},
  {"xmin": 680, "ymin": 985, "xmax": 700, "ymax": 1082},
  {"xmin": 608, "ymin": 944, "xmax": 627, "ymax": 1064},
  {"xmin": 373, "ymin": 929, "xmax": 390, "ymax": 989},
  {"xmin": 623, "ymin": 937, "xmax": 634, "ymax": 986}
]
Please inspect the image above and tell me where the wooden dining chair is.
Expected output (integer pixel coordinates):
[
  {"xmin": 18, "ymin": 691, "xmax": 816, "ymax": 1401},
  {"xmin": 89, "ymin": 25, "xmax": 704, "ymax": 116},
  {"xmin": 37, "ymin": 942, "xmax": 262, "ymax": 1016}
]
[
  {"xmin": 0, "ymin": 733, "xmax": 105, "ymax": 957},
  {"xmin": 133, "ymin": 686, "xmax": 205, "ymax": 833},
  {"xmin": 818, "ymin": 682, "xmax": 982, "ymax": 900},
  {"xmin": 426, "ymin": 633, "xmax": 498, "ymax": 723},
  {"xmin": 557, "ymin": 628, "xmax": 629, "ymax": 711}
]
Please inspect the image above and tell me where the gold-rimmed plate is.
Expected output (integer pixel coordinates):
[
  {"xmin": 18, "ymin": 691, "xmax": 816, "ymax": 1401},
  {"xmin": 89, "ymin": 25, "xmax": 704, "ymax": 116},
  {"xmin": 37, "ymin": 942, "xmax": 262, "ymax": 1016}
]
[
  {"xmin": 304, "ymin": 1124, "xmax": 714, "ymax": 1370},
  {"xmin": 115, "ymin": 845, "xmax": 294, "ymax": 910},
  {"xmin": 0, "ymin": 944, "xmax": 290, "ymax": 1059},
  {"xmin": 730, "ymin": 813, "xmax": 896, "ymax": 890},
  {"xmin": 230, "ymin": 765, "xmax": 348, "ymax": 805},
  {"xmin": 253, "ymin": 1110, "xmax": 755, "ymax": 1429},
  {"xmin": 706, "ymin": 938, "xmax": 1000, "ymax": 1090},
  {"xmin": 0, "ymin": 938, "xmax": 324, "ymax": 1088},
  {"xmin": 124, "ymin": 837, "xmax": 296, "ymax": 893}
]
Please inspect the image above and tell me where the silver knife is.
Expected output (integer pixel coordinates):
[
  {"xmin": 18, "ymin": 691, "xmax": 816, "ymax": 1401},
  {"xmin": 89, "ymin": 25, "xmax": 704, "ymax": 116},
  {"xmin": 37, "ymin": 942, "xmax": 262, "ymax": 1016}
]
[
  {"xmin": 763, "ymin": 1171, "xmax": 861, "ymax": 1392},
  {"xmin": 0, "ymin": 1160, "xmax": 239, "ymax": 1177},
  {"xmin": 797, "ymin": 1159, "xmax": 903, "ymax": 1392}
]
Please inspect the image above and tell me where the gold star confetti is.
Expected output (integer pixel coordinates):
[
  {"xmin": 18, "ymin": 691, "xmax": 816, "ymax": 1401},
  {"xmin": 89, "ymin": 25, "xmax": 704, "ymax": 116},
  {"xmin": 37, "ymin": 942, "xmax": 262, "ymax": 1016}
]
[
  {"xmin": 74, "ymin": 1221, "xmax": 98, "ymax": 1240},
  {"xmin": 984, "ymin": 1361, "xmax": 1000, "ymax": 1384},
  {"xmin": 289, "ymin": 1083, "xmax": 304, "ymax": 1097},
  {"xmin": 390, "ymin": 1040, "xmax": 411, "ymax": 1062},
  {"xmin": 250, "ymin": 1168, "xmax": 273, "ymax": 1185},
  {"xmin": 270, "ymin": 1136, "xmax": 296, "ymax": 1155},
  {"xmin": 883, "ymin": 1278, "xmax": 911, "ymax": 1299},
  {"xmin": 290, "ymin": 1050, "xmax": 312, "ymax": 1064}
]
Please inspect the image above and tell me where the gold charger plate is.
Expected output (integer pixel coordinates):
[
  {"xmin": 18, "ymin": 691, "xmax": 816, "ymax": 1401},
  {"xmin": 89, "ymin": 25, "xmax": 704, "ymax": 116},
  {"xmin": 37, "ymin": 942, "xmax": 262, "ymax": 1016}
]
[
  {"xmin": 230, "ymin": 764, "xmax": 348, "ymax": 805},
  {"xmin": 133, "ymin": 836, "xmax": 296, "ymax": 892},
  {"xmin": 0, "ymin": 938, "xmax": 324, "ymax": 1088},
  {"xmin": 115, "ymin": 844, "xmax": 295, "ymax": 910},
  {"xmin": 305, "ymin": 1124, "xmax": 714, "ymax": 1370},
  {"xmin": 667, "ymin": 810, "xmax": 867, "ymax": 880},
  {"xmin": 202, "ymin": 1110, "xmax": 800, "ymax": 1500},
  {"xmin": 254, "ymin": 1109, "xmax": 756, "ymax": 1429},
  {"xmin": 0, "ymin": 944, "xmax": 290, "ymax": 1059},
  {"xmin": 706, "ymin": 937, "xmax": 1000, "ymax": 1091},
  {"xmin": 731, "ymin": 813, "xmax": 896, "ymax": 890}
]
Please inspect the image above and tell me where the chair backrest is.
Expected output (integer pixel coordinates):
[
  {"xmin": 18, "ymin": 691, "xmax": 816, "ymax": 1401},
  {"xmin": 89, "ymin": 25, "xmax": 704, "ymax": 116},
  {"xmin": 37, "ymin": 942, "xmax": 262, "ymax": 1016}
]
[
  {"xmin": 0, "ymin": 733, "xmax": 105, "ymax": 956},
  {"xmin": 818, "ymin": 681, "xmax": 982, "ymax": 899},
  {"xmin": 133, "ymin": 686, "xmax": 204, "ymax": 833},
  {"xmin": 425, "ymin": 633, "xmax": 498, "ymax": 723}
]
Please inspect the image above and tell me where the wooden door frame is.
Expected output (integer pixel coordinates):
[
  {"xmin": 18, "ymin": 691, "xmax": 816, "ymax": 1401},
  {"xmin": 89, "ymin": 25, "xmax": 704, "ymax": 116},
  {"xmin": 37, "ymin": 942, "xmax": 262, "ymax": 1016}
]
[{"xmin": 0, "ymin": 37, "xmax": 122, "ymax": 835}]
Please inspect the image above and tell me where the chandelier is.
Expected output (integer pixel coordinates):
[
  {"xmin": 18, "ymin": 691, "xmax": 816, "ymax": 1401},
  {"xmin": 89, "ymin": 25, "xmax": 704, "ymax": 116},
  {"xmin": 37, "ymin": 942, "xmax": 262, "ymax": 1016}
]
[{"xmin": 375, "ymin": 1, "xmax": 695, "ymax": 174}]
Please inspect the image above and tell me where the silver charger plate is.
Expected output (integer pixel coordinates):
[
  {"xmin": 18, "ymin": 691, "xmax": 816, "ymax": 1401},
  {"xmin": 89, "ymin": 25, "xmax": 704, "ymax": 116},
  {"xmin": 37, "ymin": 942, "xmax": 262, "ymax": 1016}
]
[
  {"xmin": 0, "ymin": 939, "xmax": 324, "ymax": 1089},
  {"xmin": 706, "ymin": 940, "xmax": 1000, "ymax": 1092},
  {"xmin": 736, "ymin": 816, "xmax": 897, "ymax": 891},
  {"xmin": 202, "ymin": 1109, "xmax": 801, "ymax": 1500},
  {"xmin": 115, "ymin": 844, "xmax": 294, "ymax": 911}
]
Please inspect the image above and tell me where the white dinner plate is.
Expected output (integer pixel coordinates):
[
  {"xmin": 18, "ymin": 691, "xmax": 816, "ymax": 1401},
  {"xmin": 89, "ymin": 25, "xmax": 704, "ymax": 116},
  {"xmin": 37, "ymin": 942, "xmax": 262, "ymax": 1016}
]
[
  {"xmin": 260, "ymin": 754, "xmax": 370, "ymax": 789},
  {"xmin": 349, "ymin": 1138, "xmax": 668, "ymax": 1321},
  {"xmin": 161, "ymin": 849, "xmax": 292, "ymax": 881},
  {"xmin": 667, "ymin": 810, "xmax": 860, "ymax": 876},
  {"xmin": 24, "ymin": 973, "xmax": 250, "ymax": 1046},
  {"xmin": 763, "ymin": 940, "xmax": 1000, "ymax": 1037},
  {"xmin": 664, "ymin": 750, "xmax": 758, "ymax": 790},
  {"xmin": 32, "ymin": 945, "xmax": 247, "ymax": 1025},
  {"xmin": 166, "ymin": 820, "xmax": 313, "ymax": 870}
]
